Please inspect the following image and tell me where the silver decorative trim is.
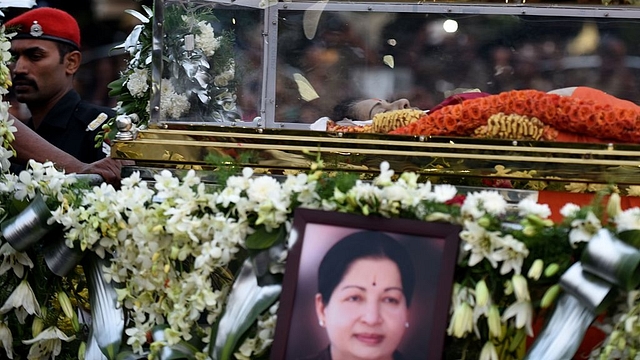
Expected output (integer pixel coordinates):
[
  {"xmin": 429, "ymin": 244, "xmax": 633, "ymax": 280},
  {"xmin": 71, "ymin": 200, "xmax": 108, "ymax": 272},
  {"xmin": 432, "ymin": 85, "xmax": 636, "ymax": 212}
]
[
  {"xmin": 1, "ymin": 194, "xmax": 55, "ymax": 252},
  {"xmin": 85, "ymin": 254, "xmax": 125, "ymax": 359}
]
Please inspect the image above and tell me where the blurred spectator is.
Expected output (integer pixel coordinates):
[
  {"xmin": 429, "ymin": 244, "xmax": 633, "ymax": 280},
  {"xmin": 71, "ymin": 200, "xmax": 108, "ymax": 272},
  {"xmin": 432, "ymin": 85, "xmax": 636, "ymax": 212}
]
[
  {"xmin": 512, "ymin": 43, "xmax": 554, "ymax": 92},
  {"xmin": 586, "ymin": 36, "xmax": 640, "ymax": 103},
  {"xmin": 486, "ymin": 45, "xmax": 517, "ymax": 93},
  {"xmin": 292, "ymin": 13, "xmax": 379, "ymax": 123}
]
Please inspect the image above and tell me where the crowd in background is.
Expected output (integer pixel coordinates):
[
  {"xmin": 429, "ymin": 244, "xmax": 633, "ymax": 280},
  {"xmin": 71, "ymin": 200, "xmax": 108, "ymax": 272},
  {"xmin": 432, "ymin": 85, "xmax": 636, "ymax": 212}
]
[{"xmin": 269, "ymin": 11, "xmax": 640, "ymax": 123}]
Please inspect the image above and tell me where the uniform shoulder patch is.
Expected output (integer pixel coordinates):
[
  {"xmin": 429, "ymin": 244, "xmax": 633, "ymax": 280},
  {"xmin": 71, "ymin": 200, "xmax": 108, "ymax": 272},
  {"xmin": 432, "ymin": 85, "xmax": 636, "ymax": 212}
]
[{"xmin": 87, "ymin": 112, "xmax": 109, "ymax": 131}]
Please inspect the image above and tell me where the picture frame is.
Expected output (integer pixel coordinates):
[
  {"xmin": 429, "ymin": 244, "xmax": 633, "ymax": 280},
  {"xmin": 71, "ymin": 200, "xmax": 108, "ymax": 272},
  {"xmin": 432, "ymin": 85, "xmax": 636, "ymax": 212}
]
[{"xmin": 271, "ymin": 208, "xmax": 462, "ymax": 360}]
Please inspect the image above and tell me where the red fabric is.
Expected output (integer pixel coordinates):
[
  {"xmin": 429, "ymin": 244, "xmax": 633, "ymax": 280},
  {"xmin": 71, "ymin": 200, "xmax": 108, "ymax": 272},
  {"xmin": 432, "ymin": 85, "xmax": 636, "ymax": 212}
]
[
  {"xmin": 539, "ymin": 190, "xmax": 640, "ymax": 223},
  {"xmin": 6, "ymin": 7, "xmax": 81, "ymax": 49},
  {"xmin": 429, "ymin": 92, "xmax": 492, "ymax": 113},
  {"xmin": 553, "ymin": 130, "xmax": 606, "ymax": 144},
  {"xmin": 572, "ymin": 87, "xmax": 640, "ymax": 110}
]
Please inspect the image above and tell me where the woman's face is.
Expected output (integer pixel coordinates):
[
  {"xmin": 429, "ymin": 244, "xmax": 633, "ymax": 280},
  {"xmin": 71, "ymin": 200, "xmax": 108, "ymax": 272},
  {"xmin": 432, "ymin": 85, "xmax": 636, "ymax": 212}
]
[
  {"xmin": 315, "ymin": 258, "xmax": 408, "ymax": 360},
  {"xmin": 350, "ymin": 99, "xmax": 412, "ymax": 120}
]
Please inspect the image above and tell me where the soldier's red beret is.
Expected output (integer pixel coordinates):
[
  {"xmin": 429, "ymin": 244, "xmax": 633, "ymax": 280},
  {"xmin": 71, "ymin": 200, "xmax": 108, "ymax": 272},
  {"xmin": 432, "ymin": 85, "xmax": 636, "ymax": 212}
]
[{"xmin": 5, "ymin": 7, "xmax": 81, "ymax": 49}]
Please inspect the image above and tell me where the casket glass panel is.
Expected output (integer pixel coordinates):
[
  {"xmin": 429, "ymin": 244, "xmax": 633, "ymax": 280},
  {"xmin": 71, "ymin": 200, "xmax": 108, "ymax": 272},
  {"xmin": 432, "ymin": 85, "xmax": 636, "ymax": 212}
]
[
  {"xmin": 153, "ymin": 1, "xmax": 640, "ymax": 130},
  {"xmin": 273, "ymin": 5, "xmax": 640, "ymax": 126},
  {"xmin": 131, "ymin": 1, "xmax": 640, "ymax": 186},
  {"xmin": 151, "ymin": 0, "xmax": 265, "ymax": 124}
]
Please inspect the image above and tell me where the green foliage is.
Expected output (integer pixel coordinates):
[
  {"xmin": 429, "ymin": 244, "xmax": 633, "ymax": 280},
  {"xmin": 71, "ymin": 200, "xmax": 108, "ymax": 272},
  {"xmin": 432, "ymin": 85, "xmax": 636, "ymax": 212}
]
[
  {"xmin": 315, "ymin": 171, "xmax": 359, "ymax": 201},
  {"xmin": 205, "ymin": 150, "xmax": 259, "ymax": 185},
  {"xmin": 245, "ymin": 225, "xmax": 286, "ymax": 250}
]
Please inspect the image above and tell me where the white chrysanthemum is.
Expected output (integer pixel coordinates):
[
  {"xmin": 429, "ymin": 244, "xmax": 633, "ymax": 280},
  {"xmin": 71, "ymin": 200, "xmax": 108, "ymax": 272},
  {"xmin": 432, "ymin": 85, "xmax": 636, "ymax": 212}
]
[
  {"xmin": 517, "ymin": 197, "xmax": 551, "ymax": 219},
  {"xmin": 160, "ymin": 81, "xmax": 190, "ymax": 120},
  {"xmin": 195, "ymin": 21, "xmax": 220, "ymax": 57},
  {"xmin": 431, "ymin": 184, "xmax": 458, "ymax": 203},
  {"xmin": 615, "ymin": 207, "xmax": 640, "ymax": 232},
  {"xmin": 126, "ymin": 68, "xmax": 149, "ymax": 98},
  {"xmin": 560, "ymin": 202, "xmax": 581, "ymax": 218},
  {"xmin": 246, "ymin": 176, "xmax": 281, "ymax": 205},
  {"xmin": 461, "ymin": 190, "xmax": 507, "ymax": 220}
]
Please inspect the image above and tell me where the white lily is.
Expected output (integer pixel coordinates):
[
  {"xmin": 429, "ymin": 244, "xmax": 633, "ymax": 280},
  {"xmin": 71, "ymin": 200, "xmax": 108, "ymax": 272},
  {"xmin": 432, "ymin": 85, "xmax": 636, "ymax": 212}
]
[
  {"xmin": 0, "ymin": 243, "xmax": 34, "ymax": 277},
  {"xmin": 447, "ymin": 302, "xmax": 474, "ymax": 338},
  {"xmin": 479, "ymin": 341, "xmax": 499, "ymax": 360},
  {"xmin": 0, "ymin": 319, "xmax": 13, "ymax": 359},
  {"xmin": 501, "ymin": 300, "xmax": 534, "ymax": 337},
  {"xmin": 569, "ymin": 211, "xmax": 601, "ymax": 247},
  {"xmin": 0, "ymin": 279, "xmax": 41, "ymax": 324},
  {"xmin": 22, "ymin": 326, "xmax": 75, "ymax": 359}
]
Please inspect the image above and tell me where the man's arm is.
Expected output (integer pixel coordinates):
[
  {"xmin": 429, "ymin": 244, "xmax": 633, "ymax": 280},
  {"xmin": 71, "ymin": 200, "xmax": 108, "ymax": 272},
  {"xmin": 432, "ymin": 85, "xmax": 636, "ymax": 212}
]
[{"xmin": 11, "ymin": 117, "xmax": 123, "ymax": 184}]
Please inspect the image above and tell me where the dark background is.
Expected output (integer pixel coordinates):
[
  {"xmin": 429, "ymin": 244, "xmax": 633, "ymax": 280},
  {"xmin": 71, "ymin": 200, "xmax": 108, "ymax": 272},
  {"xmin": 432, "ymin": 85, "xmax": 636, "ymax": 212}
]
[{"xmin": 2, "ymin": 0, "xmax": 153, "ymax": 118}]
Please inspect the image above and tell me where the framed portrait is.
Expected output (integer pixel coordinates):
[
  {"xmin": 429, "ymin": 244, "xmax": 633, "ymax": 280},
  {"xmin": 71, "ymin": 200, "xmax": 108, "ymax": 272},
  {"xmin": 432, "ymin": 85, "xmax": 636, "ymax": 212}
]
[{"xmin": 271, "ymin": 208, "xmax": 461, "ymax": 360}]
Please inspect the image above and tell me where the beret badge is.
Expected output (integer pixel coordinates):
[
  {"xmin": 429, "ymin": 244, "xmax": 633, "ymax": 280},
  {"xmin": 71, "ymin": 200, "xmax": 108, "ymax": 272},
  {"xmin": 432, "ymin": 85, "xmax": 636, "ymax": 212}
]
[{"xmin": 29, "ymin": 21, "xmax": 43, "ymax": 37}]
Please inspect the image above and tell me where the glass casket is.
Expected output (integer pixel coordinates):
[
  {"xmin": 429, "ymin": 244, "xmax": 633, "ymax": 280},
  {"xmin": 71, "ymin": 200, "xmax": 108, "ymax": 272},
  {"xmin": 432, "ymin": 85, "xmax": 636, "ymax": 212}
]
[{"xmin": 112, "ymin": 0, "xmax": 640, "ymax": 190}]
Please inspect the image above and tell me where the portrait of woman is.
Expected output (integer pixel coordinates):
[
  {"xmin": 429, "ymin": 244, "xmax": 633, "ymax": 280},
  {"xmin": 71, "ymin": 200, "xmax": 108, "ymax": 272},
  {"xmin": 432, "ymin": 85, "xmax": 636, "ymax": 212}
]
[
  {"xmin": 272, "ymin": 209, "xmax": 460, "ymax": 360},
  {"xmin": 305, "ymin": 231, "xmax": 415, "ymax": 360}
]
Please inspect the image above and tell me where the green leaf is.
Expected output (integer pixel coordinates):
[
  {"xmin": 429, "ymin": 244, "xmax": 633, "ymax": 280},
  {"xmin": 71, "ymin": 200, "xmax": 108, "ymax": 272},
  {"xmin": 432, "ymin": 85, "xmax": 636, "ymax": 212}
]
[
  {"xmin": 210, "ymin": 259, "xmax": 281, "ymax": 360},
  {"xmin": 107, "ymin": 77, "xmax": 126, "ymax": 96},
  {"xmin": 119, "ymin": 101, "xmax": 141, "ymax": 115},
  {"xmin": 245, "ymin": 226, "xmax": 284, "ymax": 250},
  {"xmin": 617, "ymin": 230, "xmax": 640, "ymax": 249},
  {"xmin": 115, "ymin": 350, "xmax": 143, "ymax": 360}
]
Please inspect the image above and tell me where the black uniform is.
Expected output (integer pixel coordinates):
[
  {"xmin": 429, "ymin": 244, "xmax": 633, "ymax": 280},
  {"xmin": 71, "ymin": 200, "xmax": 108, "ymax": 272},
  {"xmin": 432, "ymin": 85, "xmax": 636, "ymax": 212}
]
[{"xmin": 27, "ymin": 90, "xmax": 114, "ymax": 164}]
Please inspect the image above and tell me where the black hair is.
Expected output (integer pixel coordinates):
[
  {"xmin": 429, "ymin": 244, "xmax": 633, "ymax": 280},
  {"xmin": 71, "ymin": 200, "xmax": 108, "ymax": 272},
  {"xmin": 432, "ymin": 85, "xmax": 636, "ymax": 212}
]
[
  {"xmin": 332, "ymin": 97, "xmax": 362, "ymax": 121},
  {"xmin": 56, "ymin": 42, "xmax": 78, "ymax": 64},
  {"xmin": 317, "ymin": 231, "xmax": 416, "ymax": 307}
]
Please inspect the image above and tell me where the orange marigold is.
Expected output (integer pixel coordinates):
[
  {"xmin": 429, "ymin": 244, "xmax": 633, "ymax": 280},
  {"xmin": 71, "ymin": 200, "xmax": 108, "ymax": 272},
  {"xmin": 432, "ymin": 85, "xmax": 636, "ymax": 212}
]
[{"xmin": 444, "ymin": 115, "xmax": 457, "ymax": 131}]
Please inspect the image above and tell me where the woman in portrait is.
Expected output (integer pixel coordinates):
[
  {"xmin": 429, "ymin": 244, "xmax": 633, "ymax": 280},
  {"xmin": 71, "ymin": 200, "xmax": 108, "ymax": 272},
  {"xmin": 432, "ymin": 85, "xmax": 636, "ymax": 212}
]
[{"xmin": 302, "ymin": 231, "xmax": 415, "ymax": 360}]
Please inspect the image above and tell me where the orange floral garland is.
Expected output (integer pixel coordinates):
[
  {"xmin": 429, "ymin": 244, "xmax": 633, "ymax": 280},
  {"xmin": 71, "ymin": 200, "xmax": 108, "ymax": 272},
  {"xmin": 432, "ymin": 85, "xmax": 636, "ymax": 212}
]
[{"xmin": 391, "ymin": 89, "xmax": 640, "ymax": 143}]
